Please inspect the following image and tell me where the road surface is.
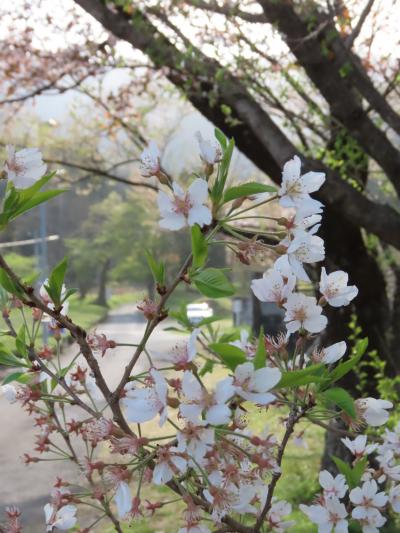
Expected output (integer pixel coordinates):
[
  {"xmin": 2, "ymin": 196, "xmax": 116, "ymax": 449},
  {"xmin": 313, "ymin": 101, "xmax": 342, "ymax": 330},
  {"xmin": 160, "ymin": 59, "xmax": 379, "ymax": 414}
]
[{"xmin": 0, "ymin": 304, "xmax": 183, "ymax": 532}]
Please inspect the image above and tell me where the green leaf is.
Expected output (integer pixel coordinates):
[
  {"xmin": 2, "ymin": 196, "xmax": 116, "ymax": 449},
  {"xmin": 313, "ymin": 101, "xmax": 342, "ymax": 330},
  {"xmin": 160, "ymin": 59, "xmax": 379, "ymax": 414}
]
[
  {"xmin": 253, "ymin": 327, "xmax": 266, "ymax": 369},
  {"xmin": 145, "ymin": 249, "xmax": 165, "ymax": 285},
  {"xmin": 0, "ymin": 268, "xmax": 23, "ymax": 298},
  {"xmin": 211, "ymin": 137, "xmax": 235, "ymax": 202},
  {"xmin": 11, "ymin": 190, "xmax": 65, "ymax": 219},
  {"xmin": 192, "ymin": 268, "xmax": 235, "ymax": 298},
  {"xmin": 209, "ymin": 342, "xmax": 247, "ymax": 370},
  {"xmin": 15, "ymin": 325, "xmax": 28, "ymax": 358},
  {"xmin": 61, "ymin": 287, "xmax": 78, "ymax": 304},
  {"xmin": 199, "ymin": 359, "xmax": 214, "ymax": 377},
  {"xmin": 191, "ymin": 225, "xmax": 208, "ymax": 270},
  {"xmin": 46, "ymin": 257, "xmax": 68, "ymax": 305},
  {"xmin": 215, "ymin": 128, "xmax": 227, "ymax": 150},
  {"xmin": 321, "ymin": 387, "xmax": 356, "ymax": 418},
  {"xmin": 329, "ymin": 338, "xmax": 368, "ymax": 384},
  {"xmin": 3, "ymin": 371, "xmax": 31, "ymax": 385},
  {"xmin": 332, "ymin": 456, "xmax": 368, "ymax": 489},
  {"xmin": 223, "ymin": 182, "xmax": 277, "ymax": 203},
  {"xmin": 197, "ymin": 315, "xmax": 222, "ymax": 326},
  {"xmin": 0, "ymin": 351, "xmax": 28, "ymax": 367},
  {"xmin": 278, "ymin": 364, "xmax": 326, "ymax": 388}
]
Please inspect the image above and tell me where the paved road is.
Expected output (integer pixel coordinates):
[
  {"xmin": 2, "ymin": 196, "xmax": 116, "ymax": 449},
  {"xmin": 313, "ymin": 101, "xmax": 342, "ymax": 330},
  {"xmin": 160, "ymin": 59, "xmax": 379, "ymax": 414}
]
[{"xmin": 0, "ymin": 304, "xmax": 182, "ymax": 532}]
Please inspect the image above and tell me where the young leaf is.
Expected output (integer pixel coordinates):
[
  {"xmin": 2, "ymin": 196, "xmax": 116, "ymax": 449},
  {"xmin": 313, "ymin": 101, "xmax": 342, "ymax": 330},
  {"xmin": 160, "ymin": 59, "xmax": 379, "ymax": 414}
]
[
  {"xmin": 15, "ymin": 325, "xmax": 27, "ymax": 358},
  {"xmin": 253, "ymin": 327, "xmax": 266, "ymax": 369},
  {"xmin": 214, "ymin": 128, "xmax": 227, "ymax": 150},
  {"xmin": 332, "ymin": 456, "xmax": 368, "ymax": 489},
  {"xmin": 192, "ymin": 268, "xmax": 235, "ymax": 298},
  {"xmin": 329, "ymin": 338, "xmax": 368, "ymax": 384},
  {"xmin": 277, "ymin": 364, "xmax": 326, "ymax": 388},
  {"xmin": 199, "ymin": 359, "xmax": 214, "ymax": 377},
  {"xmin": 321, "ymin": 387, "xmax": 356, "ymax": 419},
  {"xmin": 46, "ymin": 257, "xmax": 68, "ymax": 305},
  {"xmin": 209, "ymin": 342, "xmax": 247, "ymax": 370},
  {"xmin": 191, "ymin": 225, "xmax": 208, "ymax": 270},
  {"xmin": 3, "ymin": 371, "xmax": 31, "ymax": 385},
  {"xmin": 0, "ymin": 269, "xmax": 23, "ymax": 298},
  {"xmin": 223, "ymin": 182, "xmax": 277, "ymax": 203},
  {"xmin": 145, "ymin": 249, "xmax": 165, "ymax": 285}
]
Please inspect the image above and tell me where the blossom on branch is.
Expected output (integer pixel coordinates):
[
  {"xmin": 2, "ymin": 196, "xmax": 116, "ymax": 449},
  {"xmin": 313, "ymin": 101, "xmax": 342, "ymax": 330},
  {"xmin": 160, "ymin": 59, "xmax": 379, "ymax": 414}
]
[
  {"xmin": 157, "ymin": 179, "xmax": 211, "ymax": 230},
  {"xmin": 4, "ymin": 145, "xmax": 47, "ymax": 188}
]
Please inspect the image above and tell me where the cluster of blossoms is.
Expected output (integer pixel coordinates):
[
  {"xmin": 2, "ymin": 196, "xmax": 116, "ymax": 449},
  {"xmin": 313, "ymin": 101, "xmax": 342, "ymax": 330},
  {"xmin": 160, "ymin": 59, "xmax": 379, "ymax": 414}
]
[
  {"xmin": 301, "ymin": 427, "xmax": 400, "ymax": 532},
  {"xmin": 0, "ymin": 138, "xmax": 397, "ymax": 533}
]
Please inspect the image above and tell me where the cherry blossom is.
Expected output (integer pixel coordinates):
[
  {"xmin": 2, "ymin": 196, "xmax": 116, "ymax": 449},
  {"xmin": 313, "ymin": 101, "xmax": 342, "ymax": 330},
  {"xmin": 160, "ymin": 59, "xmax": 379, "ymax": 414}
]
[
  {"xmin": 170, "ymin": 328, "xmax": 200, "ymax": 369},
  {"xmin": 299, "ymin": 497, "xmax": 348, "ymax": 532},
  {"xmin": 233, "ymin": 362, "xmax": 281, "ymax": 405},
  {"xmin": 44, "ymin": 504, "xmax": 77, "ymax": 531},
  {"xmin": 230, "ymin": 329, "xmax": 255, "ymax": 357},
  {"xmin": 389, "ymin": 485, "xmax": 400, "ymax": 512},
  {"xmin": 114, "ymin": 481, "xmax": 132, "ymax": 520},
  {"xmin": 284, "ymin": 293, "xmax": 327, "ymax": 333},
  {"xmin": 319, "ymin": 470, "xmax": 348, "ymax": 500},
  {"xmin": 176, "ymin": 423, "xmax": 215, "ymax": 463},
  {"xmin": 284, "ymin": 204, "xmax": 323, "ymax": 238},
  {"xmin": 157, "ymin": 179, "xmax": 212, "ymax": 230},
  {"xmin": 140, "ymin": 140, "xmax": 161, "ymax": 177},
  {"xmin": 203, "ymin": 472, "xmax": 257, "ymax": 521},
  {"xmin": 1, "ymin": 384, "xmax": 17, "ymax": 403},
  {"xmin": 319, "ymin": 268, "xmax": 358, "ymax": 307},
  {"xmin": 341, "ymin": 435, "xmax": 378, "ymax": 458},
  {"xmin": 267, "ymin": 500, "xmax": 295, "ymax": 532},
  {"xmin": 314, "ymin": 341, "xmax": 347, "ymax": 365},
  {"xmin": 251, "ymin": 255, "xmax": 296, "ymax": 305},
  {"xmin": 285, "ymin": 232, "xmax": 325, "ymax": 281},
  {"xmin": 122, "ymin": 368, "xmax": 168, "ymax": 426},
  {"xmin": 180, "ymin": 371, "xmax": 234, "ymax": 425},
  {"xmin": 4, "ymin": 145, "xmax": 47, "ymax": 188},
  {"xmin": 279, "ymin": 155, "xmax": 325, "ymax": 211},
  {"xmin": 356, "ymin": 398, "xmax": 393, "ymax": 427},
  {"xmin": 353, "ymin": 506, "xmax": 387, "ymax": 532},
  {"xmin": 350, "ymin": 480, "xmax": 388, "ymax": 523},
  {"xmin": 195, "ymin": 132, "xmax": 222, "ymax": 165},
  {"xmin": 152, "ymin": 446, "xmax": 187, "ymax": 485}
]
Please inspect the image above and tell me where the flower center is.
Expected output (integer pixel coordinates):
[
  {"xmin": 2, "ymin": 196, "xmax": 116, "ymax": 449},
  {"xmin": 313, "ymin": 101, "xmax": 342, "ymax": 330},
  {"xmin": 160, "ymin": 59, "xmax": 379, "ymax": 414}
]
[{"xmin": 173, "ymin": 194, "xmax": 193, "ymax": 216}]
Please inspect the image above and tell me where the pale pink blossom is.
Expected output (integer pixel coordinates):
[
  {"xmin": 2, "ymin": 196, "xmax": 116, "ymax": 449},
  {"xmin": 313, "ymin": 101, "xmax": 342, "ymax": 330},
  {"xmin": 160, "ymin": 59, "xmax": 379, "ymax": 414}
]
[
  {"xmin": 284, "ymin": 293, "xmax": 327, "ymax": 333},
  {"xmin": 389, "ymin": 484, "xmax": 400, "ymax": 512},
  {"xmin": 4, "ymin": 146, "xmax": 47, "ymax": 188},
  {"xmin": 140, "ymin": 140, "xmax": 161, "ymax": 177},
  {"xmin": 251, "ymin": 256, "xmax": 296, "ymax": 305},
  {"xmin": 1, "ymin": 384, "xmax": 17, "ymax": 404},
  {"xmin": 233, "ymin": 362, "xmax": 281, "ymax": 405},
  {"xmin": 341, "ymin": 435, "xmax": 378, "ymax": 458},
  {"xmin": 44, "ymin": 504, "xmax": 77, "ymax": 531},
  {"xmin": 171, "ymin": 329, "xmax": 200, "ymax": 369},
  {"xmin": 284, "ymin": 232, "xmax": 325, "ymax": 282},
  {"xmin": 356, "ymin": 398, "xmax": 393, "ymax": 427},
  {"xmin": 152, "ymin": 446, "xmax": 187, "ymax": 485},
  {"xmin": 319, "ymin": 470, "xmax": 348, "ymax": 499},
  {"xmin": 315, "ymin": 341, "xmax": 347, "ymax": 365},
  {"xmin": 195, "ymin": 132, "xmax": 222, "ymax": 165},
  {"xmin": 180, "ymin": 371, "xmax": 234, "ymax": 425},
  {"xmin": 177, "ymin": 423, "xmax": 215, "ymax": 463},
  {"xmin": 114, "ymin": 481, "xmax": 132, "ymax": 519},
  {"xmin": 320, "ymin": 268, "xmax": 358, "ymax": 307},
  {"xmin": 352, "ymin": 506, "xmax": 386, "ymax": 532},
  {"xmin": 300, "ymin": 497, "xmax": 348, "ymax": 532},
  {"xmin": 157, "ymin": 179, "xmax": 211, "ymax": 230},
  {"xmin": 350, "ymin": 480, "xmax": 388, "ymax": 522},
  {"xmin": 267, "ymin": 500, "xmax": 295, "ymax": 532},
  {"xmin": 122, "ymin": 368, "xmax": 168, "ymax": 426},
  {"xmin": 279, "ymin": 155, "xmax": 325, "ymax": 211}
]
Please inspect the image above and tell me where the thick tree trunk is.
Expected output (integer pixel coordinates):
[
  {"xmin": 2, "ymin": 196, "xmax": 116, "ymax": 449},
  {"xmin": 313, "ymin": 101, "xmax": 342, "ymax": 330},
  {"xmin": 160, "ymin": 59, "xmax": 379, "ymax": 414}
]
[{"xmin": 95, "ymin": 257, "xmax": 111, "ymax": 307}]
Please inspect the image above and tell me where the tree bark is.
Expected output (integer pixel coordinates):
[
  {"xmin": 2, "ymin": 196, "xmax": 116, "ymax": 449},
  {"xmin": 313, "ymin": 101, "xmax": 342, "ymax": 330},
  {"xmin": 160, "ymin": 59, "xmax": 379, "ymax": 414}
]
[{"xmin": 95, "ymin": 257, "xmax": 111, "ymax": 307}]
